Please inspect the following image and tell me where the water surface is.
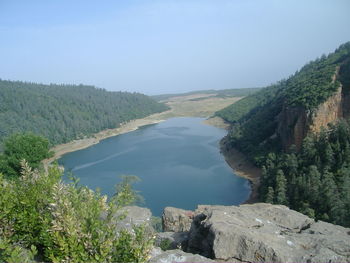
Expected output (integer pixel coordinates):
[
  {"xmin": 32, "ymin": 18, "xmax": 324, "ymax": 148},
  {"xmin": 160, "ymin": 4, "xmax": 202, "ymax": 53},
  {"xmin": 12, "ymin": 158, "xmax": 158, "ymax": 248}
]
[{"xmin": 58, "ymin": 117, "xmax": 250, "ymax": 216}]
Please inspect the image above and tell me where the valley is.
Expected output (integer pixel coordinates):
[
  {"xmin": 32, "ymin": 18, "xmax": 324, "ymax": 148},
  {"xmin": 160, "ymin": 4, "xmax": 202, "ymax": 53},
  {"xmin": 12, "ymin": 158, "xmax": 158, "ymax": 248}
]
[{"xmin": 45, "ymin": 93, "xmax": 241, "ymax": 162}]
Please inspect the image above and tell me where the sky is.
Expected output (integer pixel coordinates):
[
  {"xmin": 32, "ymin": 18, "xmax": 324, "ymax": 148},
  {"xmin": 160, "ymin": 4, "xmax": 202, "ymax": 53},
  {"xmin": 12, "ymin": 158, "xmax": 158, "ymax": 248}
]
[{"xmin": 0, "ymin": 0, "xmax": 349, "ymax": 95}]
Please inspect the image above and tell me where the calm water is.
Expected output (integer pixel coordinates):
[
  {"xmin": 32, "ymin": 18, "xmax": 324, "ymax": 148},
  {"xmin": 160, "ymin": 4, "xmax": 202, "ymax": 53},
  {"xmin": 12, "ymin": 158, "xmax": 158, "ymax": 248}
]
[{"xmin": 58, "ymin": 117, "xmax": 250, "ymax": 216}]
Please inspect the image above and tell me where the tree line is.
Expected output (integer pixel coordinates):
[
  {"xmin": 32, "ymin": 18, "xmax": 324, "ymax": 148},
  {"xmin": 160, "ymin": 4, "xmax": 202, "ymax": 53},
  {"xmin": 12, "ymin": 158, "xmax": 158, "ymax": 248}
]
[
  {"xmin": 260, "ymin": 120, "xmax": 350, "ymax": 227},
  {"xmin": 0, "ymin": 80, "xmax": 169, "ymax": 149}
]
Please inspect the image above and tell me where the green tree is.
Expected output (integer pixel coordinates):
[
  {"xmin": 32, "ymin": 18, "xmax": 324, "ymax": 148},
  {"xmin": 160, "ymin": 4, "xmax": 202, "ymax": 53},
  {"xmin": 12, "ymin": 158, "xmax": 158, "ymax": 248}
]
[
  {"xmin": 0, "ymin": 133, "xmax": 53, "ymax": 176},
  {"xmin": 275, "ymin": 169, "xmax": 288, "ymax": 205},
  {"xmin": 265, "ymin": 187, "xmax": 275, "ymax": 204},
  {"xmin": 306, "ymin": 165, "xmax": 321, "ymax": 206}
]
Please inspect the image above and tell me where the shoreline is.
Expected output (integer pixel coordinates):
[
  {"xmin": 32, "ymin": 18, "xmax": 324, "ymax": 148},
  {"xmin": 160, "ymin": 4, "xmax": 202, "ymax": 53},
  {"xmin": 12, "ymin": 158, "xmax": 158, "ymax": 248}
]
[
  {"xmin": 42, "ymin": 110, "xmax": 171, "ymax": 168},
  {"xmin": 204, "ymin": 116, "xmax": 261, "ymax": 203},
  {"xmin": 220, "ymin": 140, "xmax": 261, "ymax": 204}
]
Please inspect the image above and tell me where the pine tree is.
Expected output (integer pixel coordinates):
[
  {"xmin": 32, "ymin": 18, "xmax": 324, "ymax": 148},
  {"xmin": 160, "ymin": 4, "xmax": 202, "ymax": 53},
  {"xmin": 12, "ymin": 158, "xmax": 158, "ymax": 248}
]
[
  {"xmin": 307, "ymin": 165, "xmax": 321, "ymax": 206},
  {"xmin": 265, "ymin": 187, "xmax": 275, "ymax": 204},
  {"xmin": 275, "ymin": 169, "xmax": 288, "ymax": 205}
]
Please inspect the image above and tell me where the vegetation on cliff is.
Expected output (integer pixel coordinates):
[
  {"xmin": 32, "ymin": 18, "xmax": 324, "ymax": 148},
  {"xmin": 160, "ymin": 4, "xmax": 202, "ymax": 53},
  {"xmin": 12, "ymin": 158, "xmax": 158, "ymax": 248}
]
[
  {"xmin": 0, "ymin": 80, "xmax": 169, "ymax": 148},
  {"xmin": 217, "ymin": 42, "xmax": 350, "ymax": 227}
]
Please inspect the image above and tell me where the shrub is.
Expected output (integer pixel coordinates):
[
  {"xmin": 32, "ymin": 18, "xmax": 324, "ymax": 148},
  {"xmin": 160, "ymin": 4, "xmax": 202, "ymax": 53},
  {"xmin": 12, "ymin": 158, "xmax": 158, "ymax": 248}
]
[{"xmin": 0, "ymin": 162, "xmax": 154, "ymax": 262}]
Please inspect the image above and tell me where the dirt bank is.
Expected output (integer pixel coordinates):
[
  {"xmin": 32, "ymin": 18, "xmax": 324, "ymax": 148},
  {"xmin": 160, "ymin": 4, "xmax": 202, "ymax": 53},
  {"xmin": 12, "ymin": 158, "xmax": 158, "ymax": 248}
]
[{"xmin": 220, "ymin": 142, "xmax": 261, "ymax": 203}]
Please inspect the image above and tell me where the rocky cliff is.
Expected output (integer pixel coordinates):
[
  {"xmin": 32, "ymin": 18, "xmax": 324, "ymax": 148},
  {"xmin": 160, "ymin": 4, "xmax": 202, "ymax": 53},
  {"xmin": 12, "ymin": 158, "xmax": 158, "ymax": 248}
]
[
  {"xmin": 161, "ymin": 204, "xmax": 350, "ymax": 263},
  {"xmin": 277, "ymin": 84, "xmax": 345, "ymax": 151},
  {"xmin": 278, "ymin": 66, "xmax": 350, "ymax": 151}
]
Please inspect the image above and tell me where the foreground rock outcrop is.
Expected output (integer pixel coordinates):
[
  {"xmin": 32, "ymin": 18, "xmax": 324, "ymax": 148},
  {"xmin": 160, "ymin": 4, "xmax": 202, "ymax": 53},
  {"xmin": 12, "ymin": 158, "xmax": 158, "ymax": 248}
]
[
  {"xmin": 162, "ymin": 207, "xmax": 193, "ymax": 232},
  {"xmin": 113, "ymin": 206, "xmax": 153, "ymax": 232},
  {"xmin": 184, "ymin": 203, "xmax": 350, "ymax": 262},
  {"xmin": 162, "ymin": 203, "xmax": 350, "ymax": 262}
]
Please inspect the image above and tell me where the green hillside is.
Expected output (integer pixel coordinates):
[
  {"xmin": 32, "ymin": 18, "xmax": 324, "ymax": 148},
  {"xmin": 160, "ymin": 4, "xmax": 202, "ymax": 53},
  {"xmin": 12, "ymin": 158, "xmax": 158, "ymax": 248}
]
[
  {"xmin": 0, "ymin": 80, "xmax": 169, "ymax": 147},
  {"xmin": 216, "ymin": 42, "xmax": 350, "ymax": 158},
  {"xmin": 217, "ymin": 41, "xmax": 350, "ymax": 227}
]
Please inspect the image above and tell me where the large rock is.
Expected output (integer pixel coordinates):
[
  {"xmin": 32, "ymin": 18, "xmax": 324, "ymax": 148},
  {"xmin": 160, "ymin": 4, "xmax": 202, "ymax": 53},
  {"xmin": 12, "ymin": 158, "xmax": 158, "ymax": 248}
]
[
  {"xmin": 186, "ymin": 203, "xmax": 350, "ymax": 262},
  {"xmin": 148, "ymin": 249, "xmax": 214, "ymax": 263},
  {"xmin": 162, "ymin": 207, "xmax": 194, "ymax": 232},
  {"xmin": 113, "ymin": 206, "xmax": 153, "ymax": 232}
]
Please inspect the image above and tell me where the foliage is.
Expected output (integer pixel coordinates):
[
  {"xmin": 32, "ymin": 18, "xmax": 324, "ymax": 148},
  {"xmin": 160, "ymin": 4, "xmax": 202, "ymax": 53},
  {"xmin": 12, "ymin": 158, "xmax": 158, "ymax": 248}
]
[
  {"xmin": 0, "ymin": 237, "xmax": 37, "ymax": 263},
  {"xmin": 216, "ymin": 42, "xmax": 350, "ymax": 227},
  {"xmin": 0, "ymin": 80, "xmax": 169, "ymax": 148},
  {"xmin": 215, "ymin": 84, "xmax": 282, "ymax": 123},
  {"xmin": 0, "ymin": 163, "xmax": 154, "ymax": 262},
  {"xmin": 217, "ymin": 41, "xmax": 350, "ymax": 161},
  {"xmin": 159, "ymin": 239, "xmax": 172, "ymax": 251},
  {"xmin": 0, "ymin": 133, "xmax": 53, "ymax": 177},
  {"xmin": 259, "ymin": 120, "xmax": 350, "ymax": 227}
]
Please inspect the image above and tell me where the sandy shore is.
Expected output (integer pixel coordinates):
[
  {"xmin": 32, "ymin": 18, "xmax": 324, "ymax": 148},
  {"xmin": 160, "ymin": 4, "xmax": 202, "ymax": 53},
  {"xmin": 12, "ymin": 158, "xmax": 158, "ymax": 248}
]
[{"xmin": 42, "ymin": 110, "xmax": 171, "ymax": 168}]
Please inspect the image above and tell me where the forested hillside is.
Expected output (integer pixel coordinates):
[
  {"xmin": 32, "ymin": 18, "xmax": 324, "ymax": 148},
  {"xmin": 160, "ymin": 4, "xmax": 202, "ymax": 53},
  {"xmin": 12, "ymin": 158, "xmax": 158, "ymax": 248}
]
[
  {"xmin": 260, "ymin": 120, "xmax": 350, "ymax": 226},
  {"xmin": 217, "ymin": 42, "xmax": 350, "ymax": 159},
  {"xmin": 0, "ymin": 80, "xmax": 169, "ymax": 147},
  {"xmin": 217, "ymin": 41, "xmax": 350, "ymax": 227}
]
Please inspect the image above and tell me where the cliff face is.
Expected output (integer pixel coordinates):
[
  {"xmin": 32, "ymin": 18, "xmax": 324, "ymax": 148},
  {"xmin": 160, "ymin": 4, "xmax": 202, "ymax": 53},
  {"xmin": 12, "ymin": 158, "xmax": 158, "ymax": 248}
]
[{"xmin": 277, "ymin": 73, "xmax": 350, "ymax": 151}]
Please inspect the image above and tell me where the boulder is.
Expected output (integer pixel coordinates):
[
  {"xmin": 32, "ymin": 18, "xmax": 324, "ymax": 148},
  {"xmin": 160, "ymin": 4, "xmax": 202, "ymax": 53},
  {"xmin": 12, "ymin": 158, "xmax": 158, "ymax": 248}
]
[
  {"xmin": 148, "ymin": 249, "xmax": 214, "ymax": 263},
  {"xmin": 114, "ymin": 206, "xmax": 153, "ymax": 232},
  {"xmin": 162, "ymin": 207, "xmax": 194, "ymax": 232},
  {"xmin": 186, "ymin": 203, "xmax": 350, "ymax": 262}
]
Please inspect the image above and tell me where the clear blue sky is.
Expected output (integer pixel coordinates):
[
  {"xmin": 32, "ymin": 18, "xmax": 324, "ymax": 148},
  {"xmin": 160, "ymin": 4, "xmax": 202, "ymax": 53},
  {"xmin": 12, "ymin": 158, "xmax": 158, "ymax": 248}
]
[{"xmin": 0, "ymin": 0, "xmax": 349, "ymax": 95}]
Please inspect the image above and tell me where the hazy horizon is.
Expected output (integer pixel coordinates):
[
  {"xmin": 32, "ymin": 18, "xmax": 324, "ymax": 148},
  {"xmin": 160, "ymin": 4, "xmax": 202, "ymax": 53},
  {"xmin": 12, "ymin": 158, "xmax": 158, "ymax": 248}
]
[{"xmin": 1, "ymin": 0, "xmax": 349, "ymax": 95}]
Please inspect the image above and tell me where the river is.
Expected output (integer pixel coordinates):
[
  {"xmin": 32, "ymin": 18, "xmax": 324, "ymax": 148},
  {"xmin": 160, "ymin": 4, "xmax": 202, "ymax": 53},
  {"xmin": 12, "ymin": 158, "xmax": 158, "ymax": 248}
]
[{"xmin": 58, "ymin": 117, "xmax": 250, "ymax": 216}]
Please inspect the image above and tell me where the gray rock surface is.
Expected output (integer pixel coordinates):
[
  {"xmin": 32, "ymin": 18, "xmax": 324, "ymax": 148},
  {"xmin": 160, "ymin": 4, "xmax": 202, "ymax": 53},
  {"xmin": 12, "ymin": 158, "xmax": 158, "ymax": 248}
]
[
  {"xmin": 186, "ymin": 203, "xmax": 350, "ymax": 262},
  {"xmin": 148, "ymin": 249, "xmax": 214, "ymax": 263},
  {"xmin": 162, "ymin": 207, "xmax": 194, "ymax": 232},
  {"xmin": 114, "ymin": 206, "xmax": 153, "ymax": 232},
  {"xmin": 155, "ymin": 231, "xmax": 189, "ymax": 250}
]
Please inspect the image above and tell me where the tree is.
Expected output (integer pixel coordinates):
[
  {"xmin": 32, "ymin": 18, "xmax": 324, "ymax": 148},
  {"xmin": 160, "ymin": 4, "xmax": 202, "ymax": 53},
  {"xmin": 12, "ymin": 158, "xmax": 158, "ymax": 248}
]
[
  {"xmin": 265, "ymin": 187, "xmax": 275, "ymax": 204},
  {"xmin": 0, "ymin": 133, "xmax": 53, "ymax": 176},
  {"xmin": 306, "ymin": 165, "xmax": 321, "ymax": 206},
  {"xmin": 275, "ymin": 169, "xmax": 288, "ymax": 205}
]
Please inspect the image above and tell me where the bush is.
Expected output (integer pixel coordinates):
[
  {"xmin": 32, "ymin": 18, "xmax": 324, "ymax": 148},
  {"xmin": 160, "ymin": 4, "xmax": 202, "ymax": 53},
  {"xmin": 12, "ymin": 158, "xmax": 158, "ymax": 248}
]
[
  {"xmin": 0, "ymin": 162, "xmax": 154, "ymax": 262},
  {"xmin": 0, "ymin": 133, "xmax": 53, "ymax": 177}
]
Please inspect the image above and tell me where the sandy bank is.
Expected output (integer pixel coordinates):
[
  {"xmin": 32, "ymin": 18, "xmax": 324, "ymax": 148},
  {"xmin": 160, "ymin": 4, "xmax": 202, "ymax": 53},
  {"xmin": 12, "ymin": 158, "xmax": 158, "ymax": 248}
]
[
  {"xmin": 220, "ymin": 142, "xmax": 261, "ymax": 203},
  {"xmin": 204, "ymin": 116, "xmax": 261, "ymax": 203},
  {"xmin": 42, "ymin": 110, "xmax": 171, "ymax": 168}
]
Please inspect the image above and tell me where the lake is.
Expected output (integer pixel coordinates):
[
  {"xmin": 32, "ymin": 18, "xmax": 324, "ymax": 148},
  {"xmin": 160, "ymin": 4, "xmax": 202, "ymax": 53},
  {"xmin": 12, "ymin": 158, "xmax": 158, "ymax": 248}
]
[{"xmin": 58, "ymin": 117, "xmax": 250, "ymax": 216}]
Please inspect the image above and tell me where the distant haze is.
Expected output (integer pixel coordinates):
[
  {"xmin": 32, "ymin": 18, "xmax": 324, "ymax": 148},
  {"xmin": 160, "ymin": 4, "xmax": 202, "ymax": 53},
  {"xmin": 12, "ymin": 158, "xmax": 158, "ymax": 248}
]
[{"xmin": 0, "ymin": 0, "xmax": 349, "ymax": 95}]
